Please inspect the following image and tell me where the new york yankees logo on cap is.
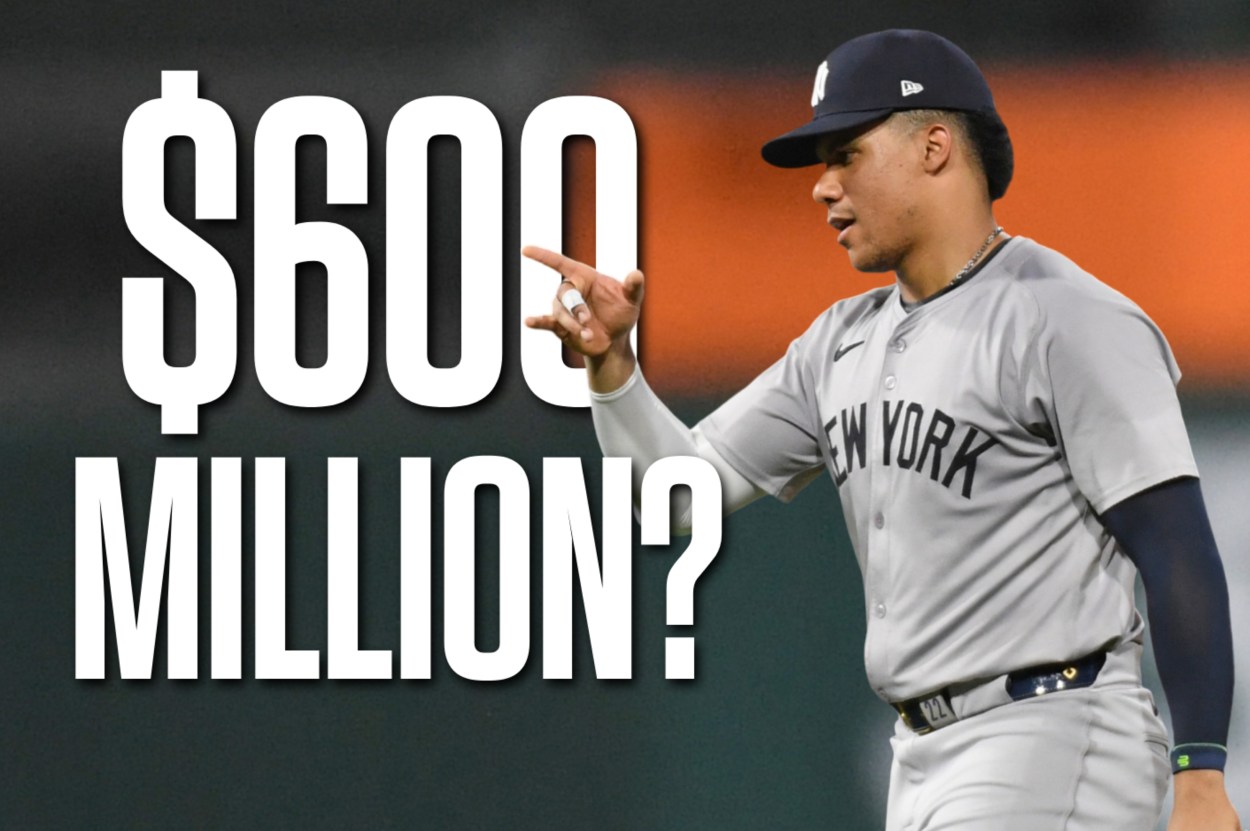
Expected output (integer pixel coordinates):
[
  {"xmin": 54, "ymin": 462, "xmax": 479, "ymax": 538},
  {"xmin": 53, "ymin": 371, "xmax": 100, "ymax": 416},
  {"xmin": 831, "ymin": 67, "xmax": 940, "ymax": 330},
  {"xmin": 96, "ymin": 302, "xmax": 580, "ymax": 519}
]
[{"xmin": 811, "ymin": 60, "xmax": 829, "ymax": 107}]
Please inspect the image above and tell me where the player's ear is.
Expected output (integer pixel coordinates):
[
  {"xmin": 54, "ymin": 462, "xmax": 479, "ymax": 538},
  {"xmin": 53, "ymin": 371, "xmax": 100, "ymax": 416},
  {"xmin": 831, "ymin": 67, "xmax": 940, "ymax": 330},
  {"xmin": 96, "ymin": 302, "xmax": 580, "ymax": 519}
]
[{"xmin": 920, "ymin": 123, "xmax": 954, "ymax": 174}]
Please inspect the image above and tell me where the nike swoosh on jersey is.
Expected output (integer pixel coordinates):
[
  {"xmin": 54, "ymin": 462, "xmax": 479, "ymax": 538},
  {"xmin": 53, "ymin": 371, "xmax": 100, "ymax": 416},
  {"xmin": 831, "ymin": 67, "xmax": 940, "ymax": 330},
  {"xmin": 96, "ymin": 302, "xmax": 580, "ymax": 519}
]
[{"xmin": 834, "ymin": 340, "xmax": 866, "ymax": 361}]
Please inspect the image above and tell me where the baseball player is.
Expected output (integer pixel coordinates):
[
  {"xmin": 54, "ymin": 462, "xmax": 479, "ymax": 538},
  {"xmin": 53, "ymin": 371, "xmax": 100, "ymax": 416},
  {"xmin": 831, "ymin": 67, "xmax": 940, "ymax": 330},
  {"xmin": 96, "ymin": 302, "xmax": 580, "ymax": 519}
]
[{"xmin": 524, "ymin": 29, "xmax": 1238, "ymax": 830}]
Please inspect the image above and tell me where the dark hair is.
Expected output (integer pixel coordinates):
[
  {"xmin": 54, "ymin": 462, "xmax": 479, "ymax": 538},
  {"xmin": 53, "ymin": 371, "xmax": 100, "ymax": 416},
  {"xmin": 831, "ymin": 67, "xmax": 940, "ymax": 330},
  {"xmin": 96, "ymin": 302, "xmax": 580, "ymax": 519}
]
[{"xmin": 896, "ymin": 108, "xmax": 1014, "ymax": 201}]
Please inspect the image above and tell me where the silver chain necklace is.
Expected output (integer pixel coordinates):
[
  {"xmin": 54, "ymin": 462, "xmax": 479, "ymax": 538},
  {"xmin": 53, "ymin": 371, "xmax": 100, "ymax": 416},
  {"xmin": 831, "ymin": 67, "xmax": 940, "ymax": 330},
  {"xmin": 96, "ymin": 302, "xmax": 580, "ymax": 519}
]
[{"xmin": 947, "ymin": 226, "xmax": 1005, "ymax": 290}]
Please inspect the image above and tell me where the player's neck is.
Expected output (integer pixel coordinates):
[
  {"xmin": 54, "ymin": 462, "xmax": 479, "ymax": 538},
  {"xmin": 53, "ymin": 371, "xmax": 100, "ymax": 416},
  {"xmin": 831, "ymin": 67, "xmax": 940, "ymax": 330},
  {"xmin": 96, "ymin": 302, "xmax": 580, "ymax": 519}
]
[{"xmin": 895, "ymin": 214, "xmax": 1002, "ymax": 304}]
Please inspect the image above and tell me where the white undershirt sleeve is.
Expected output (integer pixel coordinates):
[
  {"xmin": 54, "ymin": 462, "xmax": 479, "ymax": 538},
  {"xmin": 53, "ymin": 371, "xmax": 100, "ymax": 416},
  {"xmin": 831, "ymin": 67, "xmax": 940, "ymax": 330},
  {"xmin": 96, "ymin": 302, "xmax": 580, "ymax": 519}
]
[{"xmin": 589, "ymin": 365, "xmax": 764, "ymax": 534}]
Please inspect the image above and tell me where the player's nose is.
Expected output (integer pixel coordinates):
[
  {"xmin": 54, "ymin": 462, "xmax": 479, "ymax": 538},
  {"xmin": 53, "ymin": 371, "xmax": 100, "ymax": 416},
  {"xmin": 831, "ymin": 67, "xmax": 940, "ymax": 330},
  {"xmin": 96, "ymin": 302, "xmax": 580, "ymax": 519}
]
[{"xmin": 812, "ymin": 166, "xmax": 844, "ymax": 204}]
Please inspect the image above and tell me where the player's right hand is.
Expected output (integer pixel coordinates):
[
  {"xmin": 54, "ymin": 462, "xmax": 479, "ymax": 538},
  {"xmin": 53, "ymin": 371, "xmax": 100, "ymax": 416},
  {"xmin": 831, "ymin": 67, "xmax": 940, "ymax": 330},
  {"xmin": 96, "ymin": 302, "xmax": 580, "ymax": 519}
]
[{"xmin": 522, "ymin": 245, "xmax": 645, "ymax": 359}]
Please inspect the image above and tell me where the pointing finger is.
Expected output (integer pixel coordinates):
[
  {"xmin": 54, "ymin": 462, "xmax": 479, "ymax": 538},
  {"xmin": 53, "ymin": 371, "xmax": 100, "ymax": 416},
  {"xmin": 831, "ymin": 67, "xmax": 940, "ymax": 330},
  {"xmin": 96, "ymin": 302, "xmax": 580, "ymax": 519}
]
[{"xmin": 522, "ymin": 245, "xmax": 599, "ymax": 293}]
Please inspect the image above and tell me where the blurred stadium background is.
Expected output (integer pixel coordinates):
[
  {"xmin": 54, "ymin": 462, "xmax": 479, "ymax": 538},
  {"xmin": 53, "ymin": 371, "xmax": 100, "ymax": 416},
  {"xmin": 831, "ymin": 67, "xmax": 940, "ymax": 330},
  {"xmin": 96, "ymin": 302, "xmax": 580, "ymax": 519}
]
[{"xmin": 3, "ymin": 1, "xmax": 1246, "ymax": 827}]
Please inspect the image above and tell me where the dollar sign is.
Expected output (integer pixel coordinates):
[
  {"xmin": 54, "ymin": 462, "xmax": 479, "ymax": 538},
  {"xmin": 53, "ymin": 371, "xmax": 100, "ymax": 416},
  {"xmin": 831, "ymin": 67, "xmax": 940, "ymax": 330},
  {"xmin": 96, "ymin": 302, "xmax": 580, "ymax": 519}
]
[{"xmin": 122, "ymin": 71, "xmax": 237, "ymax": 435}]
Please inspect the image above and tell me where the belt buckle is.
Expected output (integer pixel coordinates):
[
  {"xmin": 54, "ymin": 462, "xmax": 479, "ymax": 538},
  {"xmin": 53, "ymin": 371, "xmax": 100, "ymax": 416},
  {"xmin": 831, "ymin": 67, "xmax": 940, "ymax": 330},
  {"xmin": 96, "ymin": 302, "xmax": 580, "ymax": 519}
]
[{"xmin": 893, "ymin": 703, "xmax": 917, "ymax": 732}]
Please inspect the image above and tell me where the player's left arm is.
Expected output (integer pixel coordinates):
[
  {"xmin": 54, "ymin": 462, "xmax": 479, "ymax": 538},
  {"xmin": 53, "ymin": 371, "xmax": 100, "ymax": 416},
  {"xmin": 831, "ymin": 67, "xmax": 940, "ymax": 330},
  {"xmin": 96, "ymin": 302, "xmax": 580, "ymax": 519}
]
[
  {"xmin": 1030, "ymin": 273, "xmax": 1240, "ymax": 829},
  {"xmin": 1099, "ymin": 477, "xmax": 1240, "ymax": 831}
]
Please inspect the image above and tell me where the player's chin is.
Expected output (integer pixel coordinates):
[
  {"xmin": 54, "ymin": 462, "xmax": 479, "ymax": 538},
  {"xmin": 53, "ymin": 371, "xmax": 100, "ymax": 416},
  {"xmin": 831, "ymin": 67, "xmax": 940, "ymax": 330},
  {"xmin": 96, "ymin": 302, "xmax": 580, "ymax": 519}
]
[{"xmin": 844, "ymin": 246, "xmax": 894, "ymax": 274}]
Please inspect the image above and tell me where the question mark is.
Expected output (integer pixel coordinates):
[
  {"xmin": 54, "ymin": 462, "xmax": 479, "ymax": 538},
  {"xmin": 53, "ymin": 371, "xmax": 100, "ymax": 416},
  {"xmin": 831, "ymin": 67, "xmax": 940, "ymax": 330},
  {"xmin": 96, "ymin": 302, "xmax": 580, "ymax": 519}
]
[{"xmin": 641, "ymin": 457, "xmax": 723, "ymax": 679}]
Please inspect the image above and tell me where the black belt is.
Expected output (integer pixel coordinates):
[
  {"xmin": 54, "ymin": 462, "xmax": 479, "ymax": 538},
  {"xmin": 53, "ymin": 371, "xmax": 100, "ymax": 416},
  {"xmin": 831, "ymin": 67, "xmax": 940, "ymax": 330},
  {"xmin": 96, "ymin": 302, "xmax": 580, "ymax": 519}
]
[{"xmin": 893, "ymin": 651, "xmax": 1108, "ymax": 735}]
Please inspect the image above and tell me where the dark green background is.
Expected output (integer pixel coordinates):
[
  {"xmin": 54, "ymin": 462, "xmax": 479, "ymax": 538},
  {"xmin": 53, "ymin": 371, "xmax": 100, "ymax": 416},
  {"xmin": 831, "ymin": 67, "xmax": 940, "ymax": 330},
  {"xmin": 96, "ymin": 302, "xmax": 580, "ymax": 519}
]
[{"xmin": 4, "ymin": 2, "xmax": 1246, "ymax": 827}]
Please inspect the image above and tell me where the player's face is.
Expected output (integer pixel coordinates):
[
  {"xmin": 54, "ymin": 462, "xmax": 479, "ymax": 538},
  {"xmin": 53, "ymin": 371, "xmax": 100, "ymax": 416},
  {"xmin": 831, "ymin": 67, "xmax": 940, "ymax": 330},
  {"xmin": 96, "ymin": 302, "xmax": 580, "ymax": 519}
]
[{"xmin": 812, "ymin": 117, "xmax": 925, "ymax": 273}]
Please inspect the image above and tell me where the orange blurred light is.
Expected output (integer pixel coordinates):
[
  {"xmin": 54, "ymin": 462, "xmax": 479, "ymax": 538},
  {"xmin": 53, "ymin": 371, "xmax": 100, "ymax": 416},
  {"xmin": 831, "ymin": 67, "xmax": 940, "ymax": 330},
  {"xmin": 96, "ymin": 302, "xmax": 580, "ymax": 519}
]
[{"xmin": 591, "ymin": 63, "xmax": 1250, "ymax": 394}]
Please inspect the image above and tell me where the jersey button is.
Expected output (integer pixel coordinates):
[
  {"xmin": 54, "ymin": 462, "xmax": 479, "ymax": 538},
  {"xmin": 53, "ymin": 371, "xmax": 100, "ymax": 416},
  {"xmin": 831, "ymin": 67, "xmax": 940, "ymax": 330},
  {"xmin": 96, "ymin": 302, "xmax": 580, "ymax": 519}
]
[
  {"xmin": 874, "ymin": 512, "xmax": 884, "ymax": 529},
  {"xmin": 884, "ymin": 375, "xmax": 897, "ymax": 390},
  {"xmin": 874, "ymin": 602, "xmax": 887, "ymax": 618},
  {"xmin": 892, "ymin": 338, "xmax": 906, "ymax": 352}
]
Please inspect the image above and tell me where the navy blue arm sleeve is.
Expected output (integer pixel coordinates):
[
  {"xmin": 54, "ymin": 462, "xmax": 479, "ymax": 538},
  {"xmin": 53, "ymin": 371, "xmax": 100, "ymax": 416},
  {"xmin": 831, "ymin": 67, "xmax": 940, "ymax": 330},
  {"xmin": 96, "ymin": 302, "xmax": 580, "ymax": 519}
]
[{"xmin": 1099, "ymin": 476, "xmax": 1234, "ymax": 746}]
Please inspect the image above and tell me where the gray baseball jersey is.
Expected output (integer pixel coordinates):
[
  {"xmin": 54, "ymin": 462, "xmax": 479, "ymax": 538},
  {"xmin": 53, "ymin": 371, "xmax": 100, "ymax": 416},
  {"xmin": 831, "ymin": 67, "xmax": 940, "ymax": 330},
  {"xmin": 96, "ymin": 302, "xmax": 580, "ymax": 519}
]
[{"xmin": 698, "ymin": 236, "xmax": 1198, "ymax": 702}]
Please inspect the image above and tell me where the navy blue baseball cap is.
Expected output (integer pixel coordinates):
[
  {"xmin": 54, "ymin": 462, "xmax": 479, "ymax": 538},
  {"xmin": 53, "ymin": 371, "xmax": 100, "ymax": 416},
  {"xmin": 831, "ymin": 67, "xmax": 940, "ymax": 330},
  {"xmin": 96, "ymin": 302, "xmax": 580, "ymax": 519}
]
[{"xmin": 762, "ymin": 29, "xmax": 1001, "ymax": 168}]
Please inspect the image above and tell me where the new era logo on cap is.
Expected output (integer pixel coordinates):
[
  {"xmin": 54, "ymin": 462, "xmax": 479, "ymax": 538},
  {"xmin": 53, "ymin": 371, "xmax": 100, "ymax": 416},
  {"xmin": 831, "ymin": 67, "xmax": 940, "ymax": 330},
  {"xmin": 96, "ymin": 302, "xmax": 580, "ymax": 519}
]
[{"xmin": 901, "ymin": 80, "xmax": 924, "ymax": 97}]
